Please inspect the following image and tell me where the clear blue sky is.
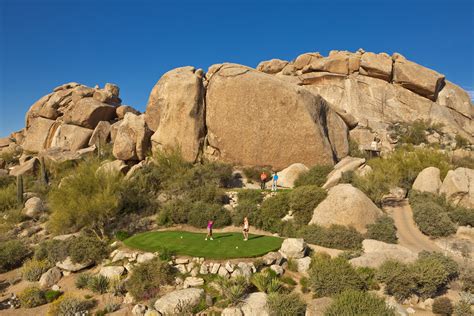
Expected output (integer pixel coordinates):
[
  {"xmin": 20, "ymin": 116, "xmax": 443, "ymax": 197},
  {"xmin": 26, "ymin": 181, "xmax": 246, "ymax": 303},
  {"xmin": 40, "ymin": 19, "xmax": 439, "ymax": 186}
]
[{"xmin": 1, "ymin": 0, "xmax": 473, "ymax": 137}]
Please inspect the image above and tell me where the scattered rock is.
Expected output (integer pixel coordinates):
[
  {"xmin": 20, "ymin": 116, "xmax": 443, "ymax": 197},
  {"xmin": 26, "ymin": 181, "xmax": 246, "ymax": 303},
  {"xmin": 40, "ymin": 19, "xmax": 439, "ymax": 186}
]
[
  {"xmin": 296, "ymin": 257, "xmax": 311, "ymax": 274},
  {"xmin": 440, "ymin": 167, "xmax": 474, "ymax": 208},
  {"xmin": 39, "ymin": 267, "xmax": 62, "ymax": 288},
  {"xmin": 183, "ymin": 276, "xmax": 204, "ymax": 288},
  {"xmin": 9, "ymin": 157, "xmax": 39, "ymax": 177},
  {"xmin": 222, "ymin": 307, "xmax": 244, "ymax": 316},
  {"xmin": 240, "ymin": 292, "xmax": 269, "ymax": 316},
  {"xmin": 96, "ymin": 160, "xmax": 129, "ymax": 175},
  {"xmin": 153, "ymin": 288, "xmax": 204, "ymax": 315},
  {"xmin": 99, "ymin": 266, "xmax": 125, "ymax": 279},
  {"xmin": 22, "ymin": 197, "xmax": 45, "ymax": 218},
  {"xmin": 56, "ymin": 257, "xmax": 92, "ymax": 272},
  {"xmin": 132, "ymin": 304, "xmax": 148, "ymax": 316},
  {"xmin": 270, "ymin": 264, "xmax": 284, "ymax": 276},
  {"xmin": 279, "ymin": 238, "xmax": 307, "ymax": 259},
  {"xmin": 350, "ymin": 239, "xmax": 417, "ymax": 268},
  {"xmin": 136, "ymin": 252, "xmax": 155, "ymax": 264}
]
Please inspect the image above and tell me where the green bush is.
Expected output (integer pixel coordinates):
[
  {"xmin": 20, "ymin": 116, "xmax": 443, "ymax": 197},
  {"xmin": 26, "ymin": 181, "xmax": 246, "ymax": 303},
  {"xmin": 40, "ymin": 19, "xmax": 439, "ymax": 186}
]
[
  {"xmin": 352, "ymin": 147, "xmax": 452, "ymax": 205},
  {"xmin": 460, "ymin": 266, "xmax": 474, "ymax": 293},
  {"xmin": 48, "ymin": 159, "xmax": 122, "ymax": 236},
  {"xmin": 18, "ymin": 285, "xmax": 46, "ymax": 308},
  {"xmin": 44, "ymin": 290, "xmax": 62, "ymax": 303},
  {"xmin": 251, "ymin": 270, "xmax": 283, "ymax": 294},
  {"xmin": 267, "ymin": 292, "xmax": 306, "ymax": 316},
  {"xmin": 87, "ymin": 274, "xmax": 109, "ymax": 294},
  {"xmin": 157, "ymin": 199, "xmax": 192, "ymax": 226},
  {"xmin": 324, "ymin": 290, "xmax": 395, "ymax": 316},
  {"xmin": 365, "ymin": 216, "xmax": 398, "ymax": 244},
  {"xmin": 298, "ymin": 224, "xmax": 363, "ymax": 250},
  {"xmin": 300, "ymin": 276, "xmax": 309, "ymax": 293},
  {"xmin": 355, "ymin": 266, "xmax": 379, "ymax": 290},
  {"xmin": 376, "ymin": 260, "xmax": 416, "ymax": 301},
  {"xmin": 125, "ymin": 258, "xmax": 174, "ymax": 300},
  {"xmin": 243, "ymin": 167, "xmax": 272, "ymax": 184},
  {"xmin": 216, "ymin": 275, "xmax": 251, "ymax": 306},
  {"xmin": 455, "ymin": 134, "xmax": 470, "ymax": 149},
  {"xmin": 232, "ymin": 200, "xmax": 258, "ymax": 226},
  {"xmin": 393, "ymin": 120, "xmax": 430, "ymax": 145},
  {"xmin": 47, "ymin": 294, "xmax": 95, "ymax": 316},
  {"xmin": 21, "ymin": 259, "xmax": 51, "ymax": 281},
  {"xmin": 114, "ymin": 230, "xmax": 130, "ymax": 241},
  {"xmin": 75, "ymin": 273, "xmax": 92, "ymax": 289},
  {"xmin": 453, "ymin": 300, "xmax": 473, "ymax": 316},
  {"xmin": 432, "ymin": 297, "xmax": 453, "ymax": 316},
  {"xmin": 418, "ymin": 251, "xmax": 458, "ymax": 281},
  {"xmin": 238, "ymin": 189, "xmax": 264, "ymax": 204},
  {"xmin": 412, "ymin": 200, "xmax": 456, "ymax": 237},
  {"xmin": 448, "ymin": 205, "xmax": 474, "ymax": 226},
  {"xmin": 68, "ymin": 236, "xmax": 109, "ymax": 265},
  {"xmin": 289, "ymin": 185, "xmax": 327, "ymax": 225},
  {"xmin": 0, "ymin": 240, "xmax": 30, "ymax": 272},
  {"xmin": 308, "ymin": 253, "xmax": 365, "ymax": 297},
  {"xmin": 187, "ymin": 202, "xmax": 231, "ymax": 228},
  {"xmin": 34, "ymin": 239, "xmax": 69, "ymax": 265},
  {"xmin": 254, "ymin": 192, "xmax": 290, "ymax": 232},
  {"xmin": 294, "ymin": 165, "xmax": 333, "ymax": 187},
  {"xmin": 0, "ymin": 183, "xmax": 18, "ymax": 213}
]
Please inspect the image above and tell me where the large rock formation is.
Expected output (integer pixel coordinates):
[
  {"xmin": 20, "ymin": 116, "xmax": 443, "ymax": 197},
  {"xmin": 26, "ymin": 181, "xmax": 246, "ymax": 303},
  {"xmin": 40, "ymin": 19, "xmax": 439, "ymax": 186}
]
[
  {"xmin": 440, "ymin": 167, "xmax": 474, "ymax": 208},
  {"xmin": 309, "ymin": 183, "xmax": 383, "ymax": 233},
  {"xmin": 412, "ymin": 167, "xmax": 443, "ymax": 194},
  {"xmin": 204, "ymin": 64, "xmax": 346, "ymax": 169},
  {"xmin": 113, "ymin": 113, "xmax": 151, "ymax": 161},
  {"xmin": 146, "ymin": 67, "xmax": 206, "ymax": 162}
]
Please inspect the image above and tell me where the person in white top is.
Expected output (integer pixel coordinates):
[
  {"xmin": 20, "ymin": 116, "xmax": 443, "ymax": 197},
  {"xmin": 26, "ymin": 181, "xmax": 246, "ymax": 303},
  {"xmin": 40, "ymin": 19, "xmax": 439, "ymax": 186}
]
[{"xmin": 243, "ymin": 217, "xmax": 249, "ymax": 241}]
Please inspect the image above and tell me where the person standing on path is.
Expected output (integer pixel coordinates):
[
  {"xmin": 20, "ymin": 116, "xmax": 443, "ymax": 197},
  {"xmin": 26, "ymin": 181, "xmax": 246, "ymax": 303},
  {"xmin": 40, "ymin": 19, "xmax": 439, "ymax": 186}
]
[
  {"xmin": 205, "ymin": 220, "xmax": 214, "ymax": 240},
  {"xmin": 271, "ymin": 172, "xmax": 278, "ymax": 192},
  {"xmin": 260, "ymin": 171, "xmax": 268, "ymax": 190},
  {"xmin": 243, "ymin": 217, "xmax": 250, "ymax": 241}
]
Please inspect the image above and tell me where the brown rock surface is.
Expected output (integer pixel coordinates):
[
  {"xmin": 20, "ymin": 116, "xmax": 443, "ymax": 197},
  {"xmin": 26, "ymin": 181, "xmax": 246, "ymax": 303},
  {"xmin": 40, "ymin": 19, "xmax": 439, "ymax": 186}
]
[
  {"xmin": 63, "ymin": 97, "xmax": 116, "ymax": 129},
  {"xmin": 89, "ymin": 121, "xmax": 111, "ymax": 146},
  {"xmin": 393, "ymin": 58, "xmax": 445, "ymax": 101},
  {"xmin": 310, "ymin": 183, "xmax": 383, "ymax": 233},
  {"xmin": 113, "ymin": 113, "xmax": 151, "ymax": 161},
  {"xmin": 205, "ymin": 64, "xmax": 338, "ymax": 169},
  {"xmin": 359, "ymin": 52, "xmax": 392, "ymax": 81},
  {"xmin": 49, "ymin": 124, "xmax": 93, "ymax": 151},
  {"xmin": 22, "ymin": 117, "xmax": 56, "ymax": 152},
  {"xmin": 256, "ymin": 59, "xmax": 289, "ymax": 74},
  {"xmin": 148, "ymin": 66, "xmax": 205, "ymax": 162}
]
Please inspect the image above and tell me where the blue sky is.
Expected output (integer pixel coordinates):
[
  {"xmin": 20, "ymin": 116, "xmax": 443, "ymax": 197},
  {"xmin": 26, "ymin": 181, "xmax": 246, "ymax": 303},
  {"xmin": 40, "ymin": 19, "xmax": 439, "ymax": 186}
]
[{"xmin": 1, "ymin": 0, "xmax": 473, "ymax": 137}]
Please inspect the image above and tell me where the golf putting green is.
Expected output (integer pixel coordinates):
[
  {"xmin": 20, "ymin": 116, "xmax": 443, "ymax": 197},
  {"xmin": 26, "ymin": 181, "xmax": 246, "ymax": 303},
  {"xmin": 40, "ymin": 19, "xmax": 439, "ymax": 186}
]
[{"xmin": 123, "ymin": 230, "xmax": 283, "ymax": 259}]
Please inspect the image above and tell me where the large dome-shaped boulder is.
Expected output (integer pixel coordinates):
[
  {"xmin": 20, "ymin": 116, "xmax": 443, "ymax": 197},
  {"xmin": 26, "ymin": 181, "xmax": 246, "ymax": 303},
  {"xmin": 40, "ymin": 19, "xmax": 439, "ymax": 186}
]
[
  {"xmin": 309, "ymin": 184, "xmax": 383, "ymax": 233},
  {"xmin": 412, "ymin": 167, "xmax": 442, "ymax": 194},
  {"xmin": 205, "ymin": 64, "xmax": 346, "ymax": 169},
  {"xmin": 146, "ymin": 67, "xmax": 206, "ymax": 162},
  {"xmin": 275, "ymin": 163, "xmax": 309, "ymax": 188},
  {"xmin": 440, "ymin": 167, "xmax": 474, "ymax": 208}
]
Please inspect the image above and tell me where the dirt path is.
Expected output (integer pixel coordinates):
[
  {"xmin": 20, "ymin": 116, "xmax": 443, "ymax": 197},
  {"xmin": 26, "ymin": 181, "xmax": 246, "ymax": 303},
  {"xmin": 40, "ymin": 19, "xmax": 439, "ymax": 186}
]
[{"xmin": 385, "ymin": 199, "xmax": 443, "ymax": 254}]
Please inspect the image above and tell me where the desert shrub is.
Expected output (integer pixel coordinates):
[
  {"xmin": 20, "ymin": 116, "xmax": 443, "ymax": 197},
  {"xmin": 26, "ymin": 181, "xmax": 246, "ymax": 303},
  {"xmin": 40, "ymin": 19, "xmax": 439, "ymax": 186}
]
[
  {"xmin": 125, "ymin": 258, "xmax": 174, "ymax": 300},
  {"xmin": 356, "ymin": 266, "xmax": 379, "ymax": 290},
  {"xmin": 157, "ymin": 199, "xmax": 192, "ymax": 226},
  {"xmin": 352, "ymin": 147, "xmax": 452, "ymax": 205},
  {"xmin": 289, "ymin": 185, "xmax": 327, "ymax": 225},
  {"xmin": 308, "ymin": 253, "xmax": 365, "ymax": 297},
  {"xmin": 251, "ymin": 270, "xmax": 283, "ymax": 294},
  {"xmin": 44, "ymin": 290, "xmax": 62, "ymax": 303},
  {"xmin": 349, "ymin": 138, "xmax": 369, "ymax": 159},
  {"xmin": 75, "ymin": 273, "xmax": 92, "ymax": 289},
  {"xmin": 68, "ymin": 235, "xmax": 109, "ymax": 264},
  {"xmin": 298, "ymin": 224, "xmax": 363, "ymax": 250},
  {"xmin": 455, "ymin": 135, "xmax": 470, "ymax": 149},
  {"xmin": 187, "ymin": 202, "xmax": 231, "ymax": 228},
  {"xmin": 0, "ymin": 239, "xmax": 30, "ymax": 272},
  {"xmin": 432, "ymin": 297, "xmax": 454, "ymax": 316},
  {"xmin": 254, "ymin": 192, "xmax": 290, "ymax": 232},
  {"xmin": 447, "ymin": 205, "xmax": 474, "ymax": 227},
  {"xmin": 376, "ymin": 260, "xmax": 417, "ymax": 301},
  {"xmin": 232, "ymin": 200, "xmax": 258, "ymax": 226},
  {"xmin": 21, "ymin": 259, "xmax": 51, "ymax": 281},
  {"xmin": 412, "ymin": 200, "xmax": 456, "ymax": 237},
  {"xmin": 300, "ymin": 276, "xmax": 309, "ymax": 293},
  {"xmin": 48, "ymin": 158, "xmax": 122, "ymax": 236},
  {"xmin": 418, "ymin": 251, "xmax": 458, "ymax": 281},
  {"xmin": 267, "ymin": 292, "xmax": 306, "ymax": 316},
  {"xmin": 114, "ymin": 230, "xmax": 130, "ymax": 241},
  {"xmin": 47, "ymin": 294, "xmax": 95, "ymax": 316},
  {"xmin": 324, "ymin": 290, "xmax": 395, "ymax": 316},
  {"xmin": 453, "ymin": 300, "xmax": 473, "ymax": 316},
  {"xmin": 34, "ymin": 239, "xmax": 69, "ymax": 265},
  {"xmin": 393, "ymin": 120, "xmax": 430, "ymax": 145},
  {"xmin": 460, "ymin": 266, "xmax": 474, "ymax": 293},
  {"xmin": 294, "ymin": 165, "xmax": 333, "ymax": 187},
  {"xmin": 109, "ymin": 277, "xmax": 126, "ymax": 296},
  {"xmin": 87, "ymin": 274, "xmax": 110, "ymax": 294},
  {"xmin": 0, "ymin": 183, "xmax": 18, "ymax": 212},
  {"xmin": 365, "ymin": 216, "xmax": 398, "ymax": 244},
  {"xmin": 18, "ymin": 285, "xmax": 46, "ymax": 308},
  {"xmin": 216, "ymin": 275, "xmax": 251, "ymax": 306},
  {"xmin": 239, "ymin": 189, "xmax": 264, "ymax": 204}
]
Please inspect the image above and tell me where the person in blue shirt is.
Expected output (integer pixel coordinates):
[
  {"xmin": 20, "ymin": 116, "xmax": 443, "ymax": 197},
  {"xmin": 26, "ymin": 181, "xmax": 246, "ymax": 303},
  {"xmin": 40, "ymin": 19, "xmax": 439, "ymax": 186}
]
[{"xmin": 271, "ymin": 172, "xmax": 278, "ymax": 192}]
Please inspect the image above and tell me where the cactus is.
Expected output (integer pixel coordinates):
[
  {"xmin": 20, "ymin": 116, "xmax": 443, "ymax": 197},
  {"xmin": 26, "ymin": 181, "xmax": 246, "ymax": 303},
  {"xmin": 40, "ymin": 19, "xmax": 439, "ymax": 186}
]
[
  {"xmin": 39, "ymin": 157, "xmax": 48, "ymax": 184},
  {"xmin": 16, "ymin": 175, "xmax": 24, "ymax": 205}
]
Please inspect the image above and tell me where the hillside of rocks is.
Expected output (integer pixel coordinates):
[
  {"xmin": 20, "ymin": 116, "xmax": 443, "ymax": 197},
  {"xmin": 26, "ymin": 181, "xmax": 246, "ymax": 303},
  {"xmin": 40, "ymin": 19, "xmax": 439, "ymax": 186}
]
[{"xmin": 1, "ymin": 49, "xmax": 473, "ymax": 174}]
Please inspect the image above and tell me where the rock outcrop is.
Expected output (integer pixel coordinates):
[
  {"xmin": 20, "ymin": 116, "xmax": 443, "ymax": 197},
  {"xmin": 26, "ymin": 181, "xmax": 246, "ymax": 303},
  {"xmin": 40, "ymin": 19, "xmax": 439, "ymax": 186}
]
[
  {"xmin": 205, "ymin": 64, "xmax": 346, "ymax": 169},
  {"xmin": 350, "ymin": 239, "xmax": 417, "ymax": 268},
  {"xmin": 113, "ymin": 113, "xmax": 151, "ymax": 161},
  {"xmin": 310, "ymin": 184, "xmax": 383, "ymax": 233},
  {"xmin": 146, "ymin": 67, "xmax": 206, "ymax": 162}
]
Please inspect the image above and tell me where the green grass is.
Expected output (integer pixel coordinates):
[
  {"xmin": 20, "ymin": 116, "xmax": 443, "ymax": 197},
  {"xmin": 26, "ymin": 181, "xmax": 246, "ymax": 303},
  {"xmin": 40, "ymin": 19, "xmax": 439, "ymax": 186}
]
[{"xmin": 123, "ymin": 231, "xmax": 283, "ymax": 259}]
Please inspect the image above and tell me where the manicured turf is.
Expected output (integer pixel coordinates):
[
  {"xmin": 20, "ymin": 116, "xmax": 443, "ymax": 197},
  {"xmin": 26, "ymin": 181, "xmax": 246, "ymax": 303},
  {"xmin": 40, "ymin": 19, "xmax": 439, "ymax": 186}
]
[{"xmin": 123, "ymin": 231, "xmax": 283, "ymax": 259}]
